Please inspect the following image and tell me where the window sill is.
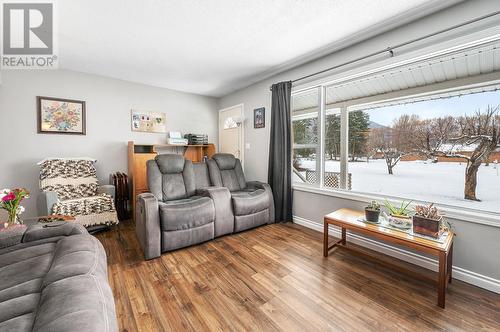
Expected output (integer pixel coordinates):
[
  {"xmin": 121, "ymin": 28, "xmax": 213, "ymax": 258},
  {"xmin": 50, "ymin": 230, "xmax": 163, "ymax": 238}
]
[{"xmin": 292, "ymin": 183, "xmax": 500, "ymax": 228}]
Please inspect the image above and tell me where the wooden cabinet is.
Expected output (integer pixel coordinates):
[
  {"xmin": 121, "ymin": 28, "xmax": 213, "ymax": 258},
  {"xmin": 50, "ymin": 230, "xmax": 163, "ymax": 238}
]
[{"xmin": 127, "ymin": 141, "xmax": 216, "ymax": 220}]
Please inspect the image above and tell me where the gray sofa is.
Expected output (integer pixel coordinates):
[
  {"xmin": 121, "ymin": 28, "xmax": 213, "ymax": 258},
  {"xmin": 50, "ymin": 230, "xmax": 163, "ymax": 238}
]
[
  {"xmin": 0, "ymin": 222, "xmax": 117, "ymax": 332},
  {"xmin": 136, "ymin": 153, "xmax": 274, "ymax": 260}
]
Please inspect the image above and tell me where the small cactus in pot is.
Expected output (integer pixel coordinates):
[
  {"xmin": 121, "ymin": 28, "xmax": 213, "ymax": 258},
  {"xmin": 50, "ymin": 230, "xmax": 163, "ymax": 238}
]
[{"xmin": 364, "ymin": 200, "xmax": 381, "ymax": 223}]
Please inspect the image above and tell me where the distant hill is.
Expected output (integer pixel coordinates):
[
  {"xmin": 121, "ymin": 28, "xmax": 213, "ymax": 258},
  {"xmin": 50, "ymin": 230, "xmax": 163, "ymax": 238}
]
[{"xmin": 369, "ymin": 121, "xmax": 385, "ymax": 129}]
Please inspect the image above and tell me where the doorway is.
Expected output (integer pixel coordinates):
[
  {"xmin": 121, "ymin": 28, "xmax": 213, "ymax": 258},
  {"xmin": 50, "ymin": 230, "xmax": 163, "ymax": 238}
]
[{"xmin": 219, "ymin": 104, "xmax": 244, "ymax": 166}]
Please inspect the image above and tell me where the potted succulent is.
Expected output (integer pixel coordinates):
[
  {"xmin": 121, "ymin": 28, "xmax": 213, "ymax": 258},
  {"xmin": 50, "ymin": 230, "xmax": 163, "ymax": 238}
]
[
  {"xmin": 364, "ymin": 200, "xmax": 381, "ymax": 223},
  {"xmin": 412, "ymin": 203, "xmax": 443, "ymax": 238},
  {"xmin": 384, "ymin": 199, "xmax": 412, "ymax": 229}
]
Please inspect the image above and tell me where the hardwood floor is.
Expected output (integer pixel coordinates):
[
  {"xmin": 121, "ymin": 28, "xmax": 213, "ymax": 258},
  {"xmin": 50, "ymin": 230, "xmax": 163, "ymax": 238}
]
[{"xmin": 96, "ymin": 221, "xmax": 500, "ymax": 332}]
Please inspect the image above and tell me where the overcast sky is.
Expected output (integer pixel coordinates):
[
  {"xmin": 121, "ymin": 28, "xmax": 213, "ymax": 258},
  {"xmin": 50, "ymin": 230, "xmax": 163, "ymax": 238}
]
[{"xmin": 368, "ymin": 90, "xmax": 500, "ymax": 126}]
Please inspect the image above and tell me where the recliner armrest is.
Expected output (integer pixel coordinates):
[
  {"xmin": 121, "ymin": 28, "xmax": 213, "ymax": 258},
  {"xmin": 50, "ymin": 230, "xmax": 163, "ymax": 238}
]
[
  {"xmin": 37, "ymin": 191, "xmax": 59, "ymax": 216},
  {"xmin": 246, "ymin": 181, "xmax": 268, "ymax": 190},
  {"xmin": 135, "ymin": 193, "xmax": 161, "ymax": 260},
  {"xmin": 197, "ymin": 187, "xmax": 234, "ymax": 237},
  {"xmin": 23, "ymin": 222, "xmax": 88, "ymax": 243},
  {"xmin": 98, "ymin": 184, "xmax": 115, "ymax": 199},
  {"xmin": 246, "ymin": 181, "xmax": 275, "ymax": 223}
]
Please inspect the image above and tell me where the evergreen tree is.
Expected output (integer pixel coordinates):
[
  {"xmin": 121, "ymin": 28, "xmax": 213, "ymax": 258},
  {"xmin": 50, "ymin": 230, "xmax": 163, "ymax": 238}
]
[
  {"xmin": 348, "ymin": 111, "xmax": 370, "ymax": 161},
  {"xmin": 293, "ymin": 117, "xmax": 318, "ymax": 158},
  {"xmin": 325, "ymin": 113, "xmax": 341, "ymax": 160}
]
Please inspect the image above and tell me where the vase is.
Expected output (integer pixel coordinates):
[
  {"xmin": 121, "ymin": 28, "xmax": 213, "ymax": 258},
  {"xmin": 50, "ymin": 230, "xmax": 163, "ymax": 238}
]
[{"xmin": 6, "ymin": 212, "xmax": 21, "ymax": 227}]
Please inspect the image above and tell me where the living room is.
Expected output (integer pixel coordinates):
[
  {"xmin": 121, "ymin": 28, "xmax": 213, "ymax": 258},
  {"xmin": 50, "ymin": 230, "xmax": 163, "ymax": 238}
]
[{"xmin": 1, "ymin": 0, "xmax": 499, "ymax": 331}]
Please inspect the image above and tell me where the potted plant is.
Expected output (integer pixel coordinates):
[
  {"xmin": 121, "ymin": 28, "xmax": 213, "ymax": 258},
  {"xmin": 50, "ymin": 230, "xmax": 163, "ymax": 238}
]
[
  {"xmin": 384, "ymin": 199, "xmax": 412, "ymax": 229},
  {"xmin": 413, "ymin": 203, "xmax": 443, "ymax": 238},
  {"xmin": 0, "ymin": 188, "xmax": 30, "ymax": 228},
  {"xmin": 364, "ymin": 200, "xmax": 381, "ymax": 223}
]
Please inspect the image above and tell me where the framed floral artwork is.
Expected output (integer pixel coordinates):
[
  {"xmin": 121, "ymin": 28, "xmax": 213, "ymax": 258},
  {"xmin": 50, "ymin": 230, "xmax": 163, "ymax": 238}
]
[{"xmin": 37, "ymin": 96, "xmax": 86, "ymax": 135}]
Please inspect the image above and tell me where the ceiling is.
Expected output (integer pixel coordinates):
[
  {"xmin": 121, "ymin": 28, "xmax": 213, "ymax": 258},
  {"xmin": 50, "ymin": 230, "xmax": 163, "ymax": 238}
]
[{"xmin": 57, "ymin": 0, "xmax": 461, "ymax": 97}]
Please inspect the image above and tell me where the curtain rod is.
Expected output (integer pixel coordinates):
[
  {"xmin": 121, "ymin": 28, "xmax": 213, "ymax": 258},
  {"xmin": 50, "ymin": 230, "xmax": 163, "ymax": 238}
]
[{"xmin": 269, "ymin": 10, "xmax": 500, "ymax": 91}]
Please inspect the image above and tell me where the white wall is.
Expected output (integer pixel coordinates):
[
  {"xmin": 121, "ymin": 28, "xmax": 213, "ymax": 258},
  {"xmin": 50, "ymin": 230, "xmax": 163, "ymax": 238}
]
[
  {"xmin": 0, "ymin": 70, "xmax": 218, "ymax": 217},
  {"xmin": 218, "ymin": 0, "xmax": 500, "ymax": 290}
]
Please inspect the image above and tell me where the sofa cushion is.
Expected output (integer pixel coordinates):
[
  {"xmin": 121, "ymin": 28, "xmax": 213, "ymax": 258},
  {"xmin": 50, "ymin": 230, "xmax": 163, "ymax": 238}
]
[
  {"xmin": 0, "ymin": 242, "xmax": 54, "ymax": 330},
  {"xmin": 161, "ymin": 173, "xmax": 188, "ymax": 200},
  {"xmin": 0, "ymin": 226, "xmax": 117, "ymax": 332},
  {"xmin": 148, "ymin": 155, "xmax": 196, "ymax": 201},
  {"xmin": 33, "ymin": 236, "xmax": 116, "ymax": 332},
  {"xmin": 161, "ymin": 222, "xmax": 214, "ymax": 252},
  {"xmin": 231, "ymin": 189, "xmax": 269, "ymax": 215},
  {"xmin": 234, "ymin": 209, "xmax": 270, "ymax": 232},
  {"xmin": 155, "ymin": 154, "xmax": 185, "ymax": 173},
  {"xmin": 193, "ymin": 162, "xmax": 211, "ymax": 189},
  {"xmin": 212, "ymin": 153, "xmax": 237, "ymax": 170},
  {"xmin": 208, "ymin": 155, "xmax": 246, "ymax": 191},
  {"xmin": 159, "ymin": 196, "xmax": 215, "ymax": 231},
  {"xmin": 220, "ymin": 169, "xmax": 242, "ymax": 191}
]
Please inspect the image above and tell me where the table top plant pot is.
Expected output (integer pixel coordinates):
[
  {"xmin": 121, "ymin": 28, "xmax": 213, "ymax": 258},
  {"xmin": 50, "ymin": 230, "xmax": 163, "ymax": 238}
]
[
  {"xmin": 384, "ymin": 199, "xmax": 412, "ymax": 229},
  {"xmin": 364, "ymin": 200, "xmax": 381, "ymax": 223},
  {"xmin": 412, "ymin": 203, "xmax": 444, "ymax": 238}
]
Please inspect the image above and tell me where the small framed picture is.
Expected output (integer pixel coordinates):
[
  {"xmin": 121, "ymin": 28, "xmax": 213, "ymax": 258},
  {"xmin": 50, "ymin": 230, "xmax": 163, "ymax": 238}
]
[
  {"xmin": 254, "ymin": 107, "xmax": 265, "ymax": 129},
  {"xmin": 37, "ymin": 96, "xmax": 86, "ymax": 135},
  {"xmin": 131, "ymin": 110, "xmax": 167, "ymax": 133}
]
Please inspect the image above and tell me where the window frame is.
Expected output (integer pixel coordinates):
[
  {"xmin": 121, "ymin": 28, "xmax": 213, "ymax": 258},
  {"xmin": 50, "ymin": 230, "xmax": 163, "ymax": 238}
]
[
  {"xmin": 291, "ymin": 86, "xmax": 322, "ymax": 187},
  {"xmin": 291, "ymin": 79, "xmax": 500, "ymax": 224}
]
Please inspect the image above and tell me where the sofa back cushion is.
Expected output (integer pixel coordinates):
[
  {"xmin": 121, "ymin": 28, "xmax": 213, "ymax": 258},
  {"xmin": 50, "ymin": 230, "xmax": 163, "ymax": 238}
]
[
  {"xmin": 193, "ymin": 162, "xmax": 211, "ymax": 189},
  {"xmin": 147, "ymin": 154, "xmax": 196, "ymax": 202},
  {"xmin": 0, "ymin": 223, "xmax": 117, "ymax": 332},
  {"xmin": 208, "ymin": 153, "xmax": 246, "ymax": 191},
  {"xmin": 39, "ymin": 158, "xmax": 98, "ymax": 200}
]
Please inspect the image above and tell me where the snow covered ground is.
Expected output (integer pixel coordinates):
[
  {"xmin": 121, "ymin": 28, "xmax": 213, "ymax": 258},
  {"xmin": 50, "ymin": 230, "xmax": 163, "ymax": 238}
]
[{"xmin": 296, "ymin": 159, "xmax": 500, "ymax": 213}]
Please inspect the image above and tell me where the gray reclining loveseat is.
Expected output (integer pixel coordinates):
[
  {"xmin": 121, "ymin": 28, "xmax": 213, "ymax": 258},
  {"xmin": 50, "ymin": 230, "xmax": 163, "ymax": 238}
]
[{"xmin": 135, "ymin": 153, "xmax": 274, "ymax": 260}]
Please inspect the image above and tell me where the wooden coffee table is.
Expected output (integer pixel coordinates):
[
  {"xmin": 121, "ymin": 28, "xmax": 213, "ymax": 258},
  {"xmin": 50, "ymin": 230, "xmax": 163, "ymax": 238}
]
[{"xmin": 323, "ymin": 208, "xmax": 454, "ymax": 308}]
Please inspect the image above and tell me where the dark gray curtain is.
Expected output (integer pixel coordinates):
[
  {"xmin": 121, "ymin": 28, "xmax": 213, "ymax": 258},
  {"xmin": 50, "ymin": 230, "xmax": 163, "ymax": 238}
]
[{"xmin": 268, "ymin": 81, "xmax": 293, "ymax": 222}]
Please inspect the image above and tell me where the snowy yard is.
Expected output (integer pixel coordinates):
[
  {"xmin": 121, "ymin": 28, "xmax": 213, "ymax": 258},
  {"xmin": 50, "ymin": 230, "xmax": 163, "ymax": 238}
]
[{"xmin": 296, "ymin": 159, "xmax": 500, "ymax": 213}]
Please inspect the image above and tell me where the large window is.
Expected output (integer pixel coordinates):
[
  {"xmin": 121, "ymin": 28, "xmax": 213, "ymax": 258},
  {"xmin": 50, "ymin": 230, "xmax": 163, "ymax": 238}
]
[
  {"xmin": 292, "ymin": 88, "xmax": 500, "ymax": 215},
  {"xmin": 292, "ymin": 88, "xmax": 320, "ymax": 185}
]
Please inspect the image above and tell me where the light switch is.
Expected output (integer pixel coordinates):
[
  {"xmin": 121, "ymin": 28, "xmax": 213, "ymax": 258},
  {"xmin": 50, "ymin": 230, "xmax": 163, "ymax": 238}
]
[{"xmin": 245, "ymin": 143, "xmax": 251, "ymax": 149}]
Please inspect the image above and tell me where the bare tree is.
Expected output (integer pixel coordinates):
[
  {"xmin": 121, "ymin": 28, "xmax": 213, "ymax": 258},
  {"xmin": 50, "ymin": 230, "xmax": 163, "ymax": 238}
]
[
  {"xmin": 414, "ymin": 116, "xmax": 457, "ymax": 160},
  {"xmin": 368, "ymin": 105, "xmax": 499, "ymax": 200},
  {"xmin": 451, "ymin": 106, "xmax": 500, "ymax": 200},
  {"xmin": 369, "ymin": 126, "xmax": 393, "ymax": 173},
  {"xmin": 369, "ymin": 115, "xmax": 420, "ymax": 175},
  {"xmin": 404, "ymin": 107, "xmax": 499, "ymax": 201}
]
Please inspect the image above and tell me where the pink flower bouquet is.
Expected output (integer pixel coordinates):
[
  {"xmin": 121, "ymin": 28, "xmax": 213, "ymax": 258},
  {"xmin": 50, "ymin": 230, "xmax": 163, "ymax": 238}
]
[{"xmin": 0, "ymin": 188, "xmax": 30, "ymax": 225}]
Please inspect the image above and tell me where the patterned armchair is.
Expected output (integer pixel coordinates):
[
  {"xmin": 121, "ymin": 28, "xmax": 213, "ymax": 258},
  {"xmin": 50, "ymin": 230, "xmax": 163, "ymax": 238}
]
[{"xmin": 37, "ymin": 158, "xmax": 119, "ymax": 230}]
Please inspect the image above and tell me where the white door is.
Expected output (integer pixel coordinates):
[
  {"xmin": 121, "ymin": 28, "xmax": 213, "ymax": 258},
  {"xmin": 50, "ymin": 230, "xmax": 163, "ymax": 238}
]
[{"xmin": 219, "ymin": 104, "xmax": 244, "ymax": 165}]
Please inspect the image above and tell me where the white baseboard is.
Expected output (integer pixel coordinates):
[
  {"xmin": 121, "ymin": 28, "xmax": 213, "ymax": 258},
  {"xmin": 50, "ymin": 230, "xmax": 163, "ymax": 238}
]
[{"xmin": 293, "ymin": 215, "xmax": 500, "ymax": 294}]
